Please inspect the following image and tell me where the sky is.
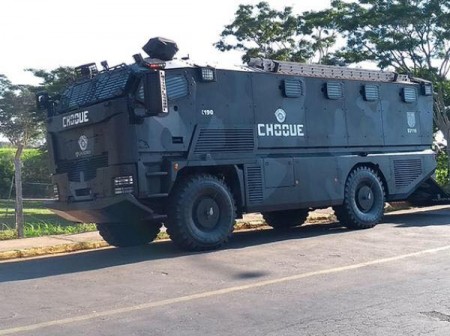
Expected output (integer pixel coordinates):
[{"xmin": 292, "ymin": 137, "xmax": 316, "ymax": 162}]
[{"xmin": 0, "ymin": 0, "xmax": 331, "ymax": 85}]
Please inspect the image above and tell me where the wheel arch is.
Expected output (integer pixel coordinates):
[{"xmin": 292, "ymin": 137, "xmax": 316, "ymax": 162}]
[
  {"xmin": 349, "ymin": 162, "xmax": 389, "ymax": 198},
  {"xmin": 174, "ymin": 165, "xmax": 245, "ymax": 217}
]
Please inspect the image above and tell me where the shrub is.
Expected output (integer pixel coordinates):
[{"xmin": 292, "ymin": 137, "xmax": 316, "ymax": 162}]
[
  {"xmin": 435, "ymin": 151, "xmax": 449, "ymax": 186},
  {"xmin": 0, "ymin": 148, "xmax": 52, "ymax": 198}
]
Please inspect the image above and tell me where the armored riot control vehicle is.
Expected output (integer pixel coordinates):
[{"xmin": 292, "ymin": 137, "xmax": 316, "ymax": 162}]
[{"xmin": 38, "ymin": 37, "xmax": 438, "ymax": 251}]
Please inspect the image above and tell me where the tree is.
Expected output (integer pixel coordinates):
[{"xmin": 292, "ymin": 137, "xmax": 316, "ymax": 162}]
[
  {"xmin": 328, "ymin": 0, "xmax": 450, "ymax": 75},
  {"xmin": 215, "ymin": 2, "xmax": 340, "ymax": 64},
  {"xmin": 0, "ymin": 76, "xmax": 44, "ymax": 237},
  {"xmin": 0, "ymin": 74, "xmax": 10, "ymax": 96},
  {"xmin": 26, "ymin": 66, "xmax": 75, "ymax": 96},
  {"xmin": 299, "ymin": 9, "xmax": 339, "ymax": 64},
  {"xmin": 326, "ymin": 0, "xmax": 450, "ymax": 138},
  {"xmin": 215, "ymin": 2, "xmax": 313, "ymax": 63}
]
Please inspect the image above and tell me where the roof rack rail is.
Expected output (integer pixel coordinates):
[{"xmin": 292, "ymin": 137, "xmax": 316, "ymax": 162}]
[{"xmin": 248, "ymin": 58, "xmax": 410, "ymax": 83}]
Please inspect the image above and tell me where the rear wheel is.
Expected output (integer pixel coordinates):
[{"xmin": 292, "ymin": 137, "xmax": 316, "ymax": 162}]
[
  {"xmin": 334, "ymin": 166, "xmax": 385, "ymax": 229},
  {"xmin": 166, "ymin": 174, "xmax": 236, "ymax": 251},
  {"xmin": 97, "ymin": 221, "xmax": 162, "ymax": 247},
  {"xmin": 262, "ymin": 209, "xmax": 309, "ymax": 229}
]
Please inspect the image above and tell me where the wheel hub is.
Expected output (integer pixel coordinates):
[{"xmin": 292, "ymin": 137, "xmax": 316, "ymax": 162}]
[
  {"xmin": 195, "ymin": 198, "xmax": 220, "ymax": 229},
  {"xmin": 357, "ymin": 185, "xmax": 374, "ymax": 212}
]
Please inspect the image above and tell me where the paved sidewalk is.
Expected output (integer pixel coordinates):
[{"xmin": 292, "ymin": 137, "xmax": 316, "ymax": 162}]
[
  {"xmin": 0, "ymin": 210, "xmax": 336, "ymax": 261},
  {"xmin": 0, "ymin": 231, "xmax": 108, "ymax": 261}
]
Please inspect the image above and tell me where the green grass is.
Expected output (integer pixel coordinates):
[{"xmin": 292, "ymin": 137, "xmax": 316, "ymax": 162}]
[{"xmin": 0, "ymin": 199, "xmax": 96, "ymax": 240}]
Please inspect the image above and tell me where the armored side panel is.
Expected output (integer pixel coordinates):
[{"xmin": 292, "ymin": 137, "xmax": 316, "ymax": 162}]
[{"xmin": 45, "ymin": 58, "xmax": 435, "ymax": 225}]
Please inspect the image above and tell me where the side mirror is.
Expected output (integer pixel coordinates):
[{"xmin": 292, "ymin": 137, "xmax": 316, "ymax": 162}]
[{"xmin": 144, "ymin": 70, "xmax": 168, "ymax": 116}]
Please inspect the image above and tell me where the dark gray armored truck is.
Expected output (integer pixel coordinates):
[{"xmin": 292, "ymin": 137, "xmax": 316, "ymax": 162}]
[{"xmin": 39, "ymin": 38, "xmax": 436, "ymax": 251}]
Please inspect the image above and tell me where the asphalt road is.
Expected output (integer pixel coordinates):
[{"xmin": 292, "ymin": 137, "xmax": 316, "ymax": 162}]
[{"xmin": 1, "ymin": 205, "xmax": 450, "ymax": 336}]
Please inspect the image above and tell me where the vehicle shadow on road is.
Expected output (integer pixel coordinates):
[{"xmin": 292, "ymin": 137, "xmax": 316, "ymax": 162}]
[
  {"xmin": 386, "ymin": 206, "xmax": 450, "ymax": 227},
  {"xmin": 2, "ymin": 207, "xmax": 449, "ymax": 283},
  {"xmin": 0, "ymin": 222, "xmax": 348, "ymax": 283}
]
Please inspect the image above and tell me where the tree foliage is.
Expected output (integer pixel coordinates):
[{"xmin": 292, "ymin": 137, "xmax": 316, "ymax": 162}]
[
  {"xmin": 26, "ymin": 66, "xmax": 75, "ymax": 96},
  {"xmin": 324, "ymin": 0, "xmax": 450, "ymax": 143},
  {"xmin": 217, "ymin": 0, "xmax": 450, "ymax": 143},
  {"xmin": 0, "ymin": 66, "xmax": 73, "ymax": 237},
  {"xmin": 0, "ymin": 82, "xmax": 44, "ymax": 147},
  {"xmin": 0, "ymin": 74, "xmax": 12, "ymax": 98},
  {"xmin": 217, "ymin": 0, "xmax": 450, "ymax": 77},
  {"xmin": 0, "ymin": 75, "xmax": 46, "ymax": 237},
  {"xmin": 299, "ymin": 9, "xmax": 339, "ymax": 64},
  {"xmin": 215, "ymin": 2, "xmax": 313, "ymax": 63},
  {"xmin": 329, "ymin": 0, "xmax": 450, "ymax": 78},
  {"xmin": 0, "ymin": 148, "xmax": 51, "ymax": 198}
]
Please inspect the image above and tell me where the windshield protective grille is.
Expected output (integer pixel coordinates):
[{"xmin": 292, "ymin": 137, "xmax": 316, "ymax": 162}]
[{"xmin": 58, "ymin": 66, "xmax": 131, "ymax": 113}]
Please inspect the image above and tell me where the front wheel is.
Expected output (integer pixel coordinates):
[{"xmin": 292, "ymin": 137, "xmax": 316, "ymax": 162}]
[
  {"xmin": 166, "ymin": 174, "xmax": 236, "ymax": 251},
  {"xmin": 334, "ymin": 167, "xmax": 385, "ymax": 230}
]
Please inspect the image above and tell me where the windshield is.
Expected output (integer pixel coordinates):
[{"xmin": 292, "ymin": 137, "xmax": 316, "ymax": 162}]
[{"xmin": 56, "ymin": 65, "xmax": 132, "ymax": 114}]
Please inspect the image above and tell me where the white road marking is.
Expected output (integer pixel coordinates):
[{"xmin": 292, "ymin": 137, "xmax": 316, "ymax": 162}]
[{"xmin": 1, "ymin": 244, "xmax": 450, "ymax": 335}]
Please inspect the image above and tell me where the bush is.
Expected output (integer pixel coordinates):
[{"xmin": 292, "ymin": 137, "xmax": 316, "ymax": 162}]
[
  {"xmin": 435, "ymin": 151, "xmax": 449, "ymax": 186},
  {"xmin": 0, "ymin": 149, "xmax": 14, "ymax": 198},
  {"xmin": 0, "ymin": 148, "xmax": 52, "ymax": 198},
  {"xmin": 22, "ymin": 149, "xmax": 53, "ymax": 197}
]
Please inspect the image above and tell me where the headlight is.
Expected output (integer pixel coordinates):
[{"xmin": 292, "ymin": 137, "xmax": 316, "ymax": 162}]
[
  {"xmin": 53, "ymin": 184, "xmax": 59, "ymax": 200},
  {"xmin": 422, "ymin": 83, "xmax": 433, "ymax": 96},
  {"xmin": 114, "ymin": 175, "xmax": 134, "ymax": 194},
  {"xmin": 199, "ymin": 67, "xmax": 216, "ymax": 82}
]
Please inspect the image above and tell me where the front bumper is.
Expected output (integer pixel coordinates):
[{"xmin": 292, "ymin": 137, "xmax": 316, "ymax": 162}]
[{"xmin": 46, "ymin": 194, "xmax": 163, "ymax": 224}]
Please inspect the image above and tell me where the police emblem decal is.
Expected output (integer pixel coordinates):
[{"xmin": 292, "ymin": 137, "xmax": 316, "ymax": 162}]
[
  {"xmin": 78, "ymin": 135, "xmax": 88, "ymax": 151},
  {"xmin": 407, "ymin": 112, "xmax": 416, "ymax": 128},
  {"xmin": 275, "ymin": 109, "xmax": 286, "ymax": 123},
  {"xmin": 257, "ymin": 108, "xmax": 304, "ymax": 137},
  {"xmin": 406, "ymin": 112, "xmax": 418, "ymax": 134}
]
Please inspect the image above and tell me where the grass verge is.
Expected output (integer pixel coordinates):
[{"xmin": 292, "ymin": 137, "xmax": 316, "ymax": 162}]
[
  {"xmin": 0, "ymin": 200, "xmax": 412, "ymax": 241},
  {"xmin": 0, "ymin": 199, "xmax": 96, "ymax": 240}
]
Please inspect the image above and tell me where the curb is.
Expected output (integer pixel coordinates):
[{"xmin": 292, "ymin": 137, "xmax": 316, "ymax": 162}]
[
  {"xmin": 0, "ymin": 205, "xmax": 412, "ymax": 262},
  {"xmin": 0, "ymin": 240, "xmax": 109, "ymax": 261},
  {"xmin": 0, "ymin": 217, "xmax": 328, "ymax": 262}
]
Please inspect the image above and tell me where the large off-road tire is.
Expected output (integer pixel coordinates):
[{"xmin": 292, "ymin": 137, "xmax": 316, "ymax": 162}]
[
  {"xmin": 96, "ymin": 221, "xmax": 162, "ymax": 247},
  {"xmin": 166, "ymin": 174, "xmax": 236, "ymax": 251},
  {"xmin": 262, "ymin": 209, "xmax": 309, "ymax": 229},
  {"xmin": 334, "ymin": 166, "xmax": 385, "ymax": 230}
]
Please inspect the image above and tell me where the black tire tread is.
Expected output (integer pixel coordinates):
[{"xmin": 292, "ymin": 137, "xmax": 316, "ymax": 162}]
[
  {"xmin": 166, "ymin": 174, "xmax": 236, "ymax": 251},
  {"xmin": 334, "ymin": 166, "xmax": 385, "ymax": 230}
]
